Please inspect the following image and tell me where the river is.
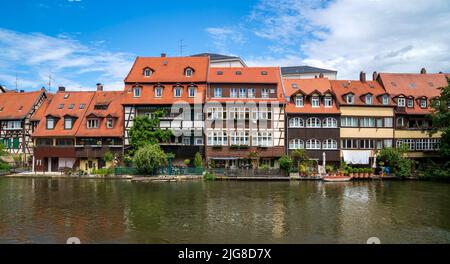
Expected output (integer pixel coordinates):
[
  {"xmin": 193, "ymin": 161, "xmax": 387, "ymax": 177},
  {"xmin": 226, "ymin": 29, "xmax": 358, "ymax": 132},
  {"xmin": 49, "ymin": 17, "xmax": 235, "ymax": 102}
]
[{"xmin": 0, "ymin": 178, "xmax": 449, "ymax": 244}]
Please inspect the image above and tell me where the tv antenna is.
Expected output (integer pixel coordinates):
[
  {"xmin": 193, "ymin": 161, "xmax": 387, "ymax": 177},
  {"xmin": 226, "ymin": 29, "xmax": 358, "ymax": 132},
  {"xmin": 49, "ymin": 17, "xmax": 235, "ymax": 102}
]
[
  {"xmin": 48, "ymin": 69, "xmax": 55, "ymax": 92},
  {"xmin": 179, "ymin": 39, "xmax": 186, "ymax": 56}
]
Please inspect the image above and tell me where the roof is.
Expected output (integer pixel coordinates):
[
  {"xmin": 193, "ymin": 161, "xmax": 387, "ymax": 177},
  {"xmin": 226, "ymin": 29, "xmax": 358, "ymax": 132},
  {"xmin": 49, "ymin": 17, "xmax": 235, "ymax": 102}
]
[
  {"xmin": 283, "ymin": 78, "xmax": 333, "ymax": 97},
  {"xmin": 122, "ymin": 83, "xmax": 206, "ymax": 105},
  {"xmin": 378, "ymin": 73, "xmax": 447, "ymax": 98},
  {"xmin": 30, "ymin": 93, "xmax": 54, "ymax": 121},
  {"xmin": 33, "ymin": 91, "xmax": 95, "ymax": 137},
  {"xmin": 76, "ymin": 91, "xmax": 124, "ymax": 137},
  {"xmin": 191, "ymin": 53, "xmax": 240, "ymax": 61},
  {"xmin": 330, "ymin": 80, "xmax": 392, "ymax": 106},
  {"xmin": 281, "ymin": 66, "xmax": 337, "ymax": 75},
  {"xmin": 207, "ymin": 67, "xmax": 285, "ymax": 102},
  {"xmin": 124, "ymin": 56, "xmax": 209, "ymax": 83},
  {"xmin": 0, "ymin": 90, "xmax": 45, "ymax": 120}
]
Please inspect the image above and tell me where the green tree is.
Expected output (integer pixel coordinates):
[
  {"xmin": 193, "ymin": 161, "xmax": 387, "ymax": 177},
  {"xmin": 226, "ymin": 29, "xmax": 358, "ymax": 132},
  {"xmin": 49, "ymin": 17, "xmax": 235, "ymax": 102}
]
[
  {"xmin": 378, "ymin": 145, "xmax": 415, "ymax": 178},
  {"xmin": 279, "ymin": 155, "xmax": 293, "ymax": 174},
  {"xmin": 129, "ymin": 112, "xmax": 173, "ymax": 151},
  {"xmin": 133, "ymin": 144, "xmax": 168, "ymax": 175},
  {"xmin": 194, "ymin": 152, "xmax": 203, "ymax": 168},
  {"xmin": 290, "ymin": 149, "xmax": 308, "ymax": 168}
]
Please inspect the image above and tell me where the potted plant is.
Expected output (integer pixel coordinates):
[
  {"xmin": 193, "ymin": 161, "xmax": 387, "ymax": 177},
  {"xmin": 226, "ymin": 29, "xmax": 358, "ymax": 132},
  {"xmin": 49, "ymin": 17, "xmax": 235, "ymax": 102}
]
[
  {"xmin": 349, "ymin": 167, "xmax": 354, "ymax": 177},
  {"xmin": 299, "ymin": 164, "xmax": 307, "ymax": 177}
]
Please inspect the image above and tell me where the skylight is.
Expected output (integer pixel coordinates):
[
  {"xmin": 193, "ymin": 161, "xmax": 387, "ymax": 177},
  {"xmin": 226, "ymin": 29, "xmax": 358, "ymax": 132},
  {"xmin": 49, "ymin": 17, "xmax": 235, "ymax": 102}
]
[{"xmin": 409, "ymin": 82, "xmax": 416, "ymax": 88}]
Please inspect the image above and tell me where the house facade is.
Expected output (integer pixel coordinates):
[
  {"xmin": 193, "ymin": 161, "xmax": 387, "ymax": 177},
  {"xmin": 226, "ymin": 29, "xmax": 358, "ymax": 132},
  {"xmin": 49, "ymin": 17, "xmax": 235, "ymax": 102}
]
[
  {"xmin": 205, "ymin": 67, "xmax": 285, "ymax": 168},
  {"xmin": 122, "ymin": 55, "xmax": 209, "ymax": 165},
  {"xmin": 0, "ymin": 89, "xmax": 48, "ymax": 165},
  {"xmin": 377, "ymin": 70, "xmax": 448, "ymax": 159},
  {"xmin": 284, "ymin": 78, "xmax": 341, "ymax": 164}
]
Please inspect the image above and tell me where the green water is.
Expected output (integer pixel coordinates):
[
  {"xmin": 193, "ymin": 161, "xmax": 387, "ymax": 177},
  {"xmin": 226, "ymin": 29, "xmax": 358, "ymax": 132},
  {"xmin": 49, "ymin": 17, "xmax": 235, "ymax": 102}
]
[{"xmin": 0, "ymin": 178, "xmax": 449, "ymax": 244}]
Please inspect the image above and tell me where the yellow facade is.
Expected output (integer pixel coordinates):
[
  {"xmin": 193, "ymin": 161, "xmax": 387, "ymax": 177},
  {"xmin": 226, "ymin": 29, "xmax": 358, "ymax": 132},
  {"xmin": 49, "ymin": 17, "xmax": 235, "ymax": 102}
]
[
  {"xmin": 395, "ymin": 130, "xmax": 441, "ymax": 139},
  {"xmin": 340, "ymin": 106, "xmax": 394, "ymax": 117},
  {"xmin": 341, "ymin": 128, "xmax": 394, "ymax": 138},
  {"xmin": 79, "ymin": 159, "xmax": 113, "ymax": 173}
]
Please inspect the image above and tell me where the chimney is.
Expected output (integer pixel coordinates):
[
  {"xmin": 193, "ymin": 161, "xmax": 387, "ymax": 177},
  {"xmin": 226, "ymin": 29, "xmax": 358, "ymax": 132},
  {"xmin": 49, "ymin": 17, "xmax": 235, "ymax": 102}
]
[
  {"xmin": 161, "ymin": 53, "xmax": 166, "ymax": 58},
  {"xmin": 96, "ymin": 83, "xmax": 103, "ymax": 91},
  {"xmin": 420, "ymin": 68, "xmax": 427, "ymax": 74},
  {"xmin": 360, "ymin": 71, "xmax": 366, "ymax": 82},
  {"xmin": 319, "ymin": 73, "xmax": 324, "ymax": 78},
  {"xmin": 58, "ymin": 86, "xmax": 66, "ymax": 92},
  {"xmin": 372, "ymin": 71, "xmax": 378, "ymax": 81}
]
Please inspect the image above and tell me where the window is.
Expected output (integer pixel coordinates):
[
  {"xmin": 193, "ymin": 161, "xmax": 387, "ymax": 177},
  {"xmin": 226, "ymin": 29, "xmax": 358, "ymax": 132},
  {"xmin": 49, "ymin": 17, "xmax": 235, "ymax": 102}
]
[
  {"xmin": 5, "ymin": 121, "xmax": 22, "ymax": 130},
  {"xmin": 58, "ymin": 104, "xmax": 64, "ymax": 109},
  {"xmin": 94, "ymin": 104, "xmax": 108, "ymax": 110},
  {"xmin": 207, "ymin": 131, "xmax": 227, "ymax": 146},
  {"xmin": 214, "ymin": 88, "xmax": 222, "ymax": 98},
  {"xmin": 174, "ymin": 87, "xmax": 182, "ymax": 97},
  {"xmin": 384, "ymin": 139, "xmax": 393, "ymax": 148},
  {"xmin": 155, "ymin": 86, "xmax": 163, "ymax": 97},
  {"xmin": 207, "ymin": 107, "xmax": 224, "ymax": 120},
  {"xmin": 64, "ymin": 117, "xmax": 73, "ymax": 130},
  {"xmin": 239, "ymin": 88, "xmax": 246, "ymax": 98},
  {"xmin": 106, "ymin": 118, "xmax": 114, "ymax": 128},
  {"xmin": 68, "ymin": 104, "xmax": 75, "ymax": 109},
  {"xmin": 365, "ymin": 94, "xmax": 373, "ymax": 105},
  {"xmin": 295, "ymin": 96, "xmax": 304, "ymax": 107},
  {"xmin": 185, "ymin": 68, "xmax": 193, "ymax": 77},
  {"xmin": 195, "ymin": 138, "xmax": 204, "ymax": 146},
  {"xmin": 311, "ymin": 96, "xmax": 320, "ymax": 107},
  {"xmin": 346, "ymin": 94, "xmax": 354, "ymax": 104},
  {"xmin": 407, "ymin": 99, "xmax": 414, "ymax": 108},
  {"xmin": 397, "ymin": 97, "xmax": 406, "ymax": 107},
  {"xmin": 415, "ymin": 138, "xmax": 440, "ymax": 151},
  {"xmin": 252, "ymin": 132, "xmax": 273, "ymax": 147},
  {"xmin": 188, "ymin": 86, "xmax": 196, "ymax": 97},
  {"xmin": 324, "ymin": 96, "xmax": 333, "ymax": 107},
  {"xmin": 306, "ymin": 117, "xmax": 321, "ymax": 128},
  {"xmin": 229, "ymin": 107, "xmax": 248, "ymax": 120},
  {"xmin": 322, "ymin": 117, "xmax": 337, "ymax": 128},
  {"xmin": 217, "ymin": 71, "xmax": 223, "ymax": 75},
  {"xmin": 289, "ymin": 117, "xmax": 304, "ymax": 128},
  {"xmin": 87, "ymin": 119, "xmax": 99, "ymax": 129},
  {"xmin": 359, "ymin": 139, "xmax": 375, "ymax": 149},
  {"xmin": 292, "ymin": 83, "xmax": 298, "ymax": 89},
  {"xmin": 235, "ymin": 71, "xmax": 242, "ymax": 75},
  {"xmin": 182, "ymin": 137, "xmax": 191, "ymax": 145},
  {"xmin": 261, "ymin": 89, "xmax": 269, "ymax": 98},
  {"xmin": 376, "ymin": 118, "xmax": 383, "ymax": 128},
  {"xmin": 231, "ymin": 88, "xmax": 238, "ymax": 98},
  {"xmin": 248, "ymin": 88, "xmax": 256, "ymax": 98},
  {"xmin": 79, "ymin": 104, "xmax": 86, "ymax": 109},
  {"xmin": 261, "ymin": 71, "xmax": 268, "ymax": 75},
  {"xmin": 64, "ymin": 94, "xmax": 70, "ymax": 99},
  {"xmin": 341, "ymin": 139, "xmax": 358, "ymax": 149},
  {"xmin": 289, "ymin": 139, "xmax": 304, "ymax": 149},
  {"xmin": 360, "ymin": 117, "xmax": 375, "ymax": 127},
  {"xmin": 252, "ymin": 107, "xmax": 271, "ymax": 120},
  {"xmin": 396, "ymin": 139, "xmax": 415, "ymax": 150},
  {"xmin": 144, "ymin": 68, "xmax": 152, "ymax": 77},
  {"xmin": 134, "ymin": 87, "xmax": 141, "ymax": 97},
  {"xmin": 420, "ymin": 98, "xmax": 427, "ymax": 108},
  {"xmin": 384, "ymin": 117, "xmax": 393, "ymax": 128},
  {"xmin": 306, "ymin": 139, "xmax": 321, "ymax": 150},
  {"xmin": 396, "ymin": 117, "xmax": 406, "ymax": 128},
  {"xmin": 341, "ymin": 117, "xmax": 358, "ymax": 127},
  {"xmin": 230, "ymin": 131, "xmax": 249, "ymax": 146},
  {"xmin": 382, "ymin": 95, "xmax": 389, "ymax": 105},
  {"xmin": 323, "ymin": 139, "xmax": 337, "ymax": 150},
  {"xmin": 46, "ymin": 118, "xmax": 55, "ymax": 130}
]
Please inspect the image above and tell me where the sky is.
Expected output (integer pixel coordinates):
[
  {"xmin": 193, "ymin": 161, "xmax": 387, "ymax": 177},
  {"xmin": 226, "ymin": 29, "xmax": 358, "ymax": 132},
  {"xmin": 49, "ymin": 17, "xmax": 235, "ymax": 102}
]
[{"xmin": 1, "ymin": 0, "xmax": 449, "ymax": 91}]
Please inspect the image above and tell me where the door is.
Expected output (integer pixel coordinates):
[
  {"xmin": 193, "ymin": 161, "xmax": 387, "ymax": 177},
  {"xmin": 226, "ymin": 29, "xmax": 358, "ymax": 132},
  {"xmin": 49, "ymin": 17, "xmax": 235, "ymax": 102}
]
[{"xmin": 51, "ymin": 157, "xmax": 59, "ymax": 172}]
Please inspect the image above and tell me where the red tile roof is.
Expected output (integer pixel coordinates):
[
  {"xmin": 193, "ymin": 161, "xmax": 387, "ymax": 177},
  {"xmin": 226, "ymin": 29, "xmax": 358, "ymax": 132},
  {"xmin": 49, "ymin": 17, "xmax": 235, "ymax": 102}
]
[
  {"xmin": 33, "ymin": 91, "xmax": 95, "ymax": 137},
  {"xmin": 330, "ymin": 80, "xmax": 392, "ymax": 106},
  {"xmin": 378, "ymin": 73, "xmax": 447, "ymax": 98},
  {"xmin": 0, "ymin": 90, "xmax": 46, "ymax": 120},
  {"xmin": 76, "ymin": 91, "xmax": 124, "ymax": 137},
  {"xmin": 122, "ymin": 84, "xmax": 206, "ymax": 105},
  {"xmin": 124, "ymin": 56, "xmax": 209, "ymax": 83},
  {"xmin": 30, "ymin": 93, "xmax": 54, "ymax": 121}
]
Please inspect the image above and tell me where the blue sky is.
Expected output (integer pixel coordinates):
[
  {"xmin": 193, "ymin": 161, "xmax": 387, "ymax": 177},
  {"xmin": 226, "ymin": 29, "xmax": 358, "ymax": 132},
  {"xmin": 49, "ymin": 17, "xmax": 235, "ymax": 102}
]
[{"xmin": 1, "ymin": 0, "xmax": 450, "ymax": 91}]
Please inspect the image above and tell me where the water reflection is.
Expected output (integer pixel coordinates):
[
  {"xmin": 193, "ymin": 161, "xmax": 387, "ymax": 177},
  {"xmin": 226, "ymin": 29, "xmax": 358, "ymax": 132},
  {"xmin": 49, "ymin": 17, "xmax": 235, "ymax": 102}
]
[{"xmin": 0, "ymin": 178, "xmax": 449, "ymax": 243}]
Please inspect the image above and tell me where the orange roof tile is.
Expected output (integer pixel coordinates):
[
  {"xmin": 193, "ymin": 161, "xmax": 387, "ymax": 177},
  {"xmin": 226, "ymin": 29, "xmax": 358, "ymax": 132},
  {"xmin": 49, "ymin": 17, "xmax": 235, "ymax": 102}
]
[
  {"xmin": 283, "ymin": 78, "xmax": 332, "ymax": 97},
  {"xmin": 330, "ymin": 80, "xmax": 392, "ymax": 106},
  {"xmin": 30, "ymin": 93, "xmax": 54, "ymax": 121},
  {"xmin": 0, "ymin": 90, "xmax": 45, "ymax": 120},
  {"xmin": 124, "ymin": 56, "xmax": 209, "ymax": 83},
  {"xmin": 33, "ymin": 91, "xmax": 95, "ymax": 137},
  {"xmin": 122, "ymin": 84, "xmax": 206, "ymax": 105},
  {"xmin": 378, "ymin": 73, "xmax": 447, "ymax": 98},
  {"xmin": 76, "ymin": 91, "xmax": 124, "ymax": 137}
]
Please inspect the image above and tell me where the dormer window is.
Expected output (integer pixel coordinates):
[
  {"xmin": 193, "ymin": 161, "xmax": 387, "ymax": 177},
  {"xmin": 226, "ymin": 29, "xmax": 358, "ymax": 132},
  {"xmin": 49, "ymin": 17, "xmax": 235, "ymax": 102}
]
[
  {"xmin": 231, "ymin": 88, "xmax": 238, "ymax": 98},
  {"xmin": 407, "ymin": 98, "xmax": 414, "ymax": 108},
  {"xmin": 382, "ymin": 95, "xmax": 389, "ymax": 105},
  {"xmin": 106, "ymin": 118, "xmax": 114, "ymax": 128},
  {"xmin": 18, "ymin": 106, "xmax": 23, "ymax": 111},
  {"xmin": 144, "ymin": 68, "xmax": 152, "ymax": 77},
  {"xmin": 261, "ymin": 88, "xmax": 269, "ymax": 98},
  {"xmin": 235, "ymin": 71, "xmax": 242, "ymax": 75},
  {"xmin": 155, "ymin": 86, "xmax": 163, "ymax": 97},
  {"xmin": 365, "ymin": 94, "xmax": 373, "ymax": 105},
  {"xmin": 46, "ymin": 117, "xmax": 55, "ymax": 130},
  {"xmin": 64, "ymin": 94, "xmax": 70, "ymax": 99},
  {"xmin": 311, "ymin": 96, "xmax": 320, "ymax": 107},
  {"xmin": 174, "ymin": 86, "xmax": 182, "ymax": 97},
  {"xmin": 58, "ymin": 104, "xmax": 64, "ymax": 109},
  {"xmin": 346, "ymin": 94, "xmax": 354, "ymax": 104},
  {"xmin": 295, "ymin": 96, "xmax": 304, "ymax": 107},
  {"xmin": 64, "ymin": 117, "xmax": 73, "ymax": 130},
  {"xmin": 397, "ymin": 97, "xmax": 406, "ymax": 107},
  {"xmin": 185, "ymin": 68, "xmax": 194, "ymax": 77},
  {"xmin": 292, "ymin": 84, "xmax": 298, "ymax": 89},
  {"xmin": 261, "ymin": 71, "xmax": 268, "ymax": 75},
  {"xmin": 324, "ymin": 96, "xmax": 333, "ymax": 107},
  {"xmin": 68, "ymin": 104, "xmax": 75, "ymax": 109},
  {"xmin": 87, "ymin": 119, "xmax": 99, "ymax": 129},
  {"xmin": 188, "ymin": 86, "xmax": 196, "ymax": 97},
  {"xmin": 133, "ymin": 87, "xmax": 141, "ymax": 97},
  {"xmin": 248, "ymin": 88, "xmax": 255, "ymax": 98},
  {"xmin": 79, "ymin": 104, "xmax": 86, "ymax": 109},
  {"xmin": 420, "ymin": 98, "xmax": 427, "ymax": 108},
  {"xmin": 217, "ymin": 71, "xmax": 223, "ymax": 75}
]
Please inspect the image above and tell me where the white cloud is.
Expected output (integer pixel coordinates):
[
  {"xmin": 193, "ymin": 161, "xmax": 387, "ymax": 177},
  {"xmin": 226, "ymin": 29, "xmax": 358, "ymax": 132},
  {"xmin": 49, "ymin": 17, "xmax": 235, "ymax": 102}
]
[
  {"xmin": 241, "ymin": 0, "xmax": 450, "ymax": 79},
  {"xmin": 205, "ymin": 26, "xmax": 245, "ymax": 54},
  {"xmin": 0, "ymin": 28, "xmax": 134, "ymax": 91}
]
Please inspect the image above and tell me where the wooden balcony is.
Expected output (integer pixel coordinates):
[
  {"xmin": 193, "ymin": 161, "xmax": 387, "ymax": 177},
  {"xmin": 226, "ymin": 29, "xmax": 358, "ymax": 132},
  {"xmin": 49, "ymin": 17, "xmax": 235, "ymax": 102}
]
[{"xmin": 75, "ymin": 145, "xmax": 123, "ymax": 158}]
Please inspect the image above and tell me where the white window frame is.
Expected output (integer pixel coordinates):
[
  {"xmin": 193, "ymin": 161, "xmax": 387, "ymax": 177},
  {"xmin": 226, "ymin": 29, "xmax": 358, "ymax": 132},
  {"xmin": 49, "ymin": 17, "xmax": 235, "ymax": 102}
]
[
  {"xmin": 207, "ymin": 131, "xmax": 228, "ymax": 146},
  {"xmin": 248, "ymin": 88, "xmax": 256, "ymax": 98},
  {"xmin": 311, "ymin": 96, "xmax": 320, "ymax": 108},
  {"xmin": 239, "ymin": 88, "xmax": 247, "ymax": 98},
  {"xmin": 397, "ymin": 97, "xmax": 406, "ymax": 107},
  {"xmin": 322, "ymin": 117, "xmax": 337, "ymax": 128},
  {"xmin": 365, "ymin": 94, "xmax": 373, "ymax": 105},
  {"xmin": 289, "ymin": 117, "xmax": 304, "ymax": 128},
  {"xmin": 306, "ymin": 117, "xmax": 321, "ymax": 128},
  {"xmin": 324, "ymin": 96, "xmax": 333, "ymax": 108},
  {"xmin": 188, "ymin": 87, "xmax": 196, "ymax": 97},
  {"xmin": 185, "ymin": 68, "xmax": 193, "ymax": 77},
  {"xmin": 230, "ymin": 131, "xmax": 249, "ymax": 146},
  {"xmin": 214, "ymin": 88, "xmax": 222, "ymax": 98},
  {"xmin": 106, "ymin": 118, "xmax": 114, "ymax": 128},
  {"xmin": 322, "ymin": 139, "xmax": 337, "ymax": 150},
  {"xmin": 174, "ymin": 87, "xmax": 182, "ymax": 97},
  {"xmin": 64, "ymin": 118, "xmax": 73, "ymax": 130},
  {"xmin": 341, "ymin": 116, "xmax": 358, "ymax": 127},
  {"xmin": 289, "ymin": 139, "xmax": 304, "ymax": 150},
  {"xmin": 231, "ymin": 88, "xmax": 238, "ymax": 98},
  {"xmin": 133, "ymin": 87, "xmax": 141, "ymax": 98},
  {"xmin": 261, "ymin": 89, "xmax": 269, "ymax": 98},
  {"xmin": 155, "ymin": 86, "xmax": 163, "ymax": 98},
  {"xmin": 46, "ymin": 118, "xmax": 55, "ymax": 130},
  {"xmin": 252, "ymin": 132, "xmax": 273, "ymax": 147},
  {"xmin": 144, "ymin": 68, "xmax": 152, "ymax": 77},
  {"xmin": 420, "ymin": 98, "xmax": 427, "ymax": 108},
  {"xmin": 407, "ymin": 99, "xmax": 414, "ymax": 108},
  {"xmin": 306, "ymin": 139, "xmax": 321, "ymax": 150},
  {"xmin": 346, "ymin": 94, "xmax": 354, "ymax": 104},
  {"xmin": 295, "ymin": 96, "xmax": 304, "ymax": 107},
  {"xmin": 87, "ymin": 119, "xmax": 99, "ymax": 129},
  {"xmin": 382, "ymin": 95, "xmax": 389, "ymax": 105}
]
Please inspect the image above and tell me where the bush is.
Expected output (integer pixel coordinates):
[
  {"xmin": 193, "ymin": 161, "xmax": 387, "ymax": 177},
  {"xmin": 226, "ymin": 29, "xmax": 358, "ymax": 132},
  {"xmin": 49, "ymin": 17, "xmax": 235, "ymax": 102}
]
[
  {"xmin": 203, "ymin": 172, "xmax": 216, "ymax": 181},
  {"xmin": 183, "ymin": 159, "xmax": 191, "ymax": 166},
  {"xmin": 194, "ymin": 152, "xmax": 203, "ymax": 168},
  {"xmin": 92, "ymin": 167, "xmax": 114, "ymax": 175},
  {"xmin": 104, "ymin": 151, "xmax": 114, "ymax": 163},
  {"xmin": 133, "ymin": 144, "xmax": 167, "ymax": 175},
  {"xmin": 325, "ymin": 165, "xmax": 335, "ymax": 173},
  {"xmin": 279, "ymin": 155, "xmax": 293, "ymax": 173},
  {"xmin": 378, "ymin": 146, "xmax": 415, "ymax": 178},
  {"xmin": 0, "ymin": 162, "xmax": 11, "ymax": 171}
]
